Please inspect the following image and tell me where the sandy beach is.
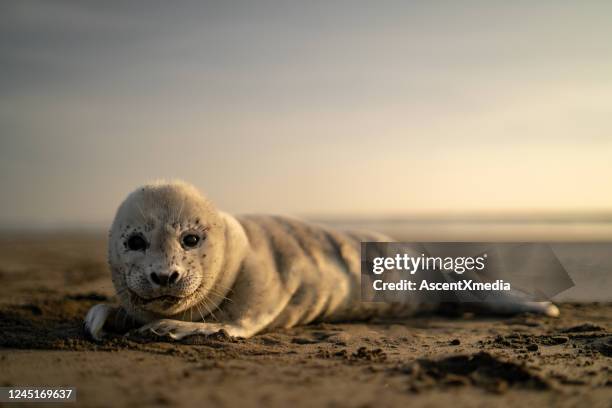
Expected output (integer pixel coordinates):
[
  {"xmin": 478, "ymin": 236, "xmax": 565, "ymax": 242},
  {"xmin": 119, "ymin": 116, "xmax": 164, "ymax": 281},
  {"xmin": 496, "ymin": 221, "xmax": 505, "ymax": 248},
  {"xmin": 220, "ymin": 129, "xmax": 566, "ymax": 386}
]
[
  {"xmin": 4, "ymin": 1, "xmax": 612, "ymax": 406},
  {"xmin": 0, "ymin": 232, "xmax": 610, "ymax": 407}
]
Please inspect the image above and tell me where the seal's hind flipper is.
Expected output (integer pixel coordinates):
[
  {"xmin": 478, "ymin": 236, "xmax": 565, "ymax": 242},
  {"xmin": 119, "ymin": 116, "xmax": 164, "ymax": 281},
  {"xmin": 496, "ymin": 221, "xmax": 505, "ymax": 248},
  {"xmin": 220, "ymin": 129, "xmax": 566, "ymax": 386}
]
[{"xmin": 438, "ymin": 290, "xmax": 559, "ymax": 317}]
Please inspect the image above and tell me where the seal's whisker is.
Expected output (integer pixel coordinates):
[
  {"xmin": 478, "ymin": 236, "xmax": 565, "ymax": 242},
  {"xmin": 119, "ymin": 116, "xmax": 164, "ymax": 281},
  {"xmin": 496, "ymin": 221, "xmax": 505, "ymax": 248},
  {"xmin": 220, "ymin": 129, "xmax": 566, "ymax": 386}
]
[
  {"xmin": 207, "ymin": 286, "xmax": 231, "ymax": 294},
  {"xmin": 201, "ymin": 297, "xmax": 218, "ymax": 322},
  {"xmin": 207, "ymin": 292, "xmax": 234, "ymax": 303},
  {"xmin": 210, "ymin": 282, "xmax": 234, "ymax": 292},
  {"xmin": 206, "ymin": 288, "xmax": 234, "ymax": 303},
  {"xmin": 195, "ymin": 303, "xmax": 206, "ymax": 322},
  {"xmin": 135, "ymin": 203, "xmax": 148, "ymax": 223},
  {"xmin": 210, "ymin": 302, "xmax": 223, "ymax": 316},
  {"xmin": 175, "ymin": 197, "xmax": 185, "ymax": 225}
]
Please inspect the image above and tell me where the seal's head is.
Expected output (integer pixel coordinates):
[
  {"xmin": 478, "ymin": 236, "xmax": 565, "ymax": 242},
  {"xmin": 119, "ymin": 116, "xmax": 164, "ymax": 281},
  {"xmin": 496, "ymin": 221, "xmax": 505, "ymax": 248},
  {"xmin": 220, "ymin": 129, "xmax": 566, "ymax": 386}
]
[{"xmin": 108, "ymin": 181, "xmax": 229, "ymax": 319}]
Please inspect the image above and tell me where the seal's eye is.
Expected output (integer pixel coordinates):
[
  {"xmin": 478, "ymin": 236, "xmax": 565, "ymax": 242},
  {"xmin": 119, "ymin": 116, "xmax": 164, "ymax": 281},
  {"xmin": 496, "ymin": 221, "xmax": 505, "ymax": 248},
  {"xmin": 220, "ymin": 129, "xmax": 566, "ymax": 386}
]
[
  {"xmin": 126, "ymin": 234, "xmax": 147, "ymax": 251},
  {"xmin": 181, "ymin": 234, "xmax": 200, "ymax": 249}
]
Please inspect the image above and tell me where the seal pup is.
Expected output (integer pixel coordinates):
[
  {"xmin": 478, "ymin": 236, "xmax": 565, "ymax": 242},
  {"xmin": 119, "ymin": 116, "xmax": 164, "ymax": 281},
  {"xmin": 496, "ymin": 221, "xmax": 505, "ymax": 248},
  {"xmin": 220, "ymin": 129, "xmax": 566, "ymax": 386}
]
[{"xmin": 85, "ymin": 181, "xmax": 559, "ymax": 340}]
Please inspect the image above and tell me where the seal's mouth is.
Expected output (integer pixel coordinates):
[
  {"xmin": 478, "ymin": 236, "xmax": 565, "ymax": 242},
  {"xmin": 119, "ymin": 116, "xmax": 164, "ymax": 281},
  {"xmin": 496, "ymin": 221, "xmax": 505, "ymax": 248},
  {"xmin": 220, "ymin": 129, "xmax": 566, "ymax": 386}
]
[
  {"xmin": 122, "ymin": 281, "xmax": 204, "ymax": 314},
  {"xmin": 127, "ymin": 289, "xmax": 187, "ymax": 307},
  {"xmin": 141, "ymin": 295, "xmax": 182, "ymax": 304}
]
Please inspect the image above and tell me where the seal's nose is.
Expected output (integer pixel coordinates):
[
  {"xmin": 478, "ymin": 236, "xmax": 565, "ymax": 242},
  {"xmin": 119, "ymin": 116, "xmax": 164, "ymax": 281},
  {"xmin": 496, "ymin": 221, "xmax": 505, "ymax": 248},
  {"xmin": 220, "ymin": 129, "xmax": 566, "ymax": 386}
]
[{"xmin": 150, "ymin": 270, "xmax": 181, "ymax": 287}]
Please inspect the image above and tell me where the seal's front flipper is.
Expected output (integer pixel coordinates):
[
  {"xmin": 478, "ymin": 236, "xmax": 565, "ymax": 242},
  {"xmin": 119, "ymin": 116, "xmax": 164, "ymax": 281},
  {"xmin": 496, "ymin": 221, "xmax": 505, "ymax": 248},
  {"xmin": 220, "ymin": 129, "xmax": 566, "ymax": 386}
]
[
  {"xmin": 136, "ymin": 319, "xmax": 253, "ymax": 340},
  {"xmin": 84, "ymin": 304, "xmax": 113, "ymax": 340},
  {"xmin": 84, "ymin": 304, "xmax": 136, "ymax": 340}
]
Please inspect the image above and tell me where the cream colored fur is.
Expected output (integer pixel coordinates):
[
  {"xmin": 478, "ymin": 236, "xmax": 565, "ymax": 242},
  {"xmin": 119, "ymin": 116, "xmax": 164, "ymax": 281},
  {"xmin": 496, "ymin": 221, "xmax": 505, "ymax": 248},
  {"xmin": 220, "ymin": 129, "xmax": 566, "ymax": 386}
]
[{"xmin": 85, "ymin": 181, "xmax": 558, "ymax": 340}]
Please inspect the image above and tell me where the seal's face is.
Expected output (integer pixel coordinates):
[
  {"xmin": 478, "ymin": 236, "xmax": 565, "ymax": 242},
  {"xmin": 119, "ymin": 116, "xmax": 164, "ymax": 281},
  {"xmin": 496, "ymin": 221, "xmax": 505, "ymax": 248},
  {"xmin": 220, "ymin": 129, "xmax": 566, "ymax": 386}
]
[{"xmin": 108, "ymin": 182, "xmax": 226, "ymax": 318}]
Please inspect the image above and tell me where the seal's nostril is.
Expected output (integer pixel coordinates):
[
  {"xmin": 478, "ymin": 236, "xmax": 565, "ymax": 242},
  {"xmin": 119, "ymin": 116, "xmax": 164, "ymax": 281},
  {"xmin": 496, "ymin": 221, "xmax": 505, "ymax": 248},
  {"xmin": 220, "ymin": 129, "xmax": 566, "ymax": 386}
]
[
  {"xmin": 150, "ymin": 272, "xmax": 161, "ymax": 285},
  {"xmin": 150, "ymin": 271, "xmax": 177, "ymax": 287},
  {"xmin": 169, "ymin": 271, "xmax": 180, "ymax": 285}
]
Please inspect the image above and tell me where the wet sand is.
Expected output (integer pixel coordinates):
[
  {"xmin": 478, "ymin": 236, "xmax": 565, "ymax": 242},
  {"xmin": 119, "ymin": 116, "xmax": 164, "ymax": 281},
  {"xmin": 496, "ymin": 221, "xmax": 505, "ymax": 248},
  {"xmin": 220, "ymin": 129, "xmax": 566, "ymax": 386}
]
[{"xmin": 0, "ymin": 234, "xmax": 610, "ymax": 407}]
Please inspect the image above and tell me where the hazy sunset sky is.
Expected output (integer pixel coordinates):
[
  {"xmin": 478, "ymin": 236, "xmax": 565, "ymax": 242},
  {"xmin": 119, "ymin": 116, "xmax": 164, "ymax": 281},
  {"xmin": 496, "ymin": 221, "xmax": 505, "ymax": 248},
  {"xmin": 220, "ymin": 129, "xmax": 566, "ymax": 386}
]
[{"xmin": 1, "ymin": 1, "xmax": 611, "ymax": 228}]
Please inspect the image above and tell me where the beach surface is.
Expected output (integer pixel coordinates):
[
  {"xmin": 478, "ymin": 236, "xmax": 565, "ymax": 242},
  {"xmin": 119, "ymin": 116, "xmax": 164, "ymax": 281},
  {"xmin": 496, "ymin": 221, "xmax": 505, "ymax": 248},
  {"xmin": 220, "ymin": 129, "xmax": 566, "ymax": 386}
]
[{"xmin": 0, "ymin": 233, "xmax": 610, "ymax": 407}]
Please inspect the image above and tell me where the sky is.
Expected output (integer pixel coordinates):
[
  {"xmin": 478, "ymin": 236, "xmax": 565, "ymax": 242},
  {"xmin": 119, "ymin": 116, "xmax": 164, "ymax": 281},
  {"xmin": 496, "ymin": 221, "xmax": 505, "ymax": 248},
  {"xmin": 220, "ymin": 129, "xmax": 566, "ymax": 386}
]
[{"xmin": 1, "ymin": 1, "xmax": 611, "ymax": 229}]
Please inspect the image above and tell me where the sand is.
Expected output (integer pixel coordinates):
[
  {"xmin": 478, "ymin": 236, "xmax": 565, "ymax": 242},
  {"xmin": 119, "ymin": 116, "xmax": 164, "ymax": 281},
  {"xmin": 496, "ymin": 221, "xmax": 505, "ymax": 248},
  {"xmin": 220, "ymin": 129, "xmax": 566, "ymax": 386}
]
[{"xmin": 0, "ymin": 233, "xmax": 610, "ymax": 407}]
